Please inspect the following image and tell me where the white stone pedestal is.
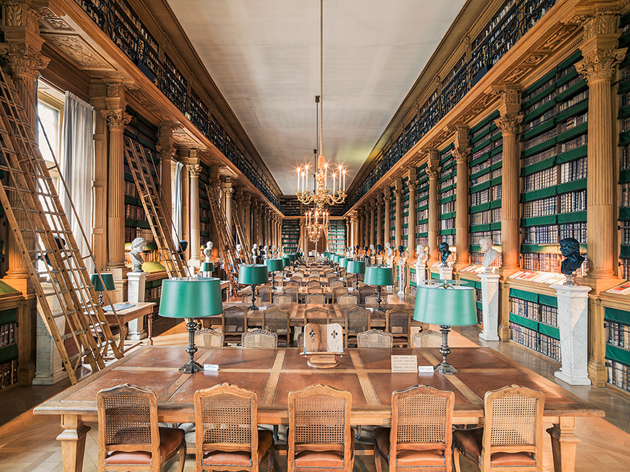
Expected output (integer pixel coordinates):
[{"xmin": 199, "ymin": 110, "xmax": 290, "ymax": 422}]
[
  {"xmin": 397, "ymin": 262, "xmax": 406, "ymax": 298},
  {"xmin": 33, "ymin": 282, "xmax": 68, "ymax": 385},
  {"xmin": 415, "ymin": 263, "xmax": 426, "ymax": 286},
  {"xmin": 479, "ymin": 273, "xmax": 500, "ymax": 341},
  {"xmin": 438, "ymin": 266, "xmax": 453, "ymax": 281},
  {"xmin": 551, "ymin": 284, "xmax": 592, "ymax": 386},
  {"xmin": 127, "ymin": 272, "xmax": 147, "ymax": 340}
]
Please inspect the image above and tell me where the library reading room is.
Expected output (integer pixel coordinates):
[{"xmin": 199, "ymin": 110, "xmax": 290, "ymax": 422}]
[{"xmin": 2, "ymin": 0, "xmax": 630, "ymax": 471}]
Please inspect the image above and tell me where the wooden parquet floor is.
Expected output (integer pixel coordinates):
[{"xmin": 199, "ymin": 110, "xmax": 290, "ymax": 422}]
[{"xmin": 1, "ymin": 313, "xmax": 629, "ymax": 471}]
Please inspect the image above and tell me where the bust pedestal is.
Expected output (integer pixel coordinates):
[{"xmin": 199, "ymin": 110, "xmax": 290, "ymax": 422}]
[
  {"xmin": 438, "ymin": 266, "xmax": 453, "ymax": 281},
  {"xmin": 479, "ymin": 273, "xmax": 500, "ymax": 341},
  {"xmin": 415, "ymin": 263, "xmax": 426, "ymax": 286},
  {"xmin": 397, "ymin": 262, "xmax": 406, "ymax": 298},
  {"xmin": 33, "ymin": 282, "xmax": 68, "ymax": 385},
  {"xmin": 127, "ymin": 272, "xmax": 147, "ymax": 340},
  {"xmin": 551, "ymin": 284, "xmax": 592, "ymax": 386}
]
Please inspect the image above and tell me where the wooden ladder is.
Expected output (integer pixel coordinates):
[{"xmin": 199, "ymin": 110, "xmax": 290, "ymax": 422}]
[
  {"xmin": 123, "ymin": 136, "xmax": 188, "ymax": 278},
  {"xmin": 232, "ymin": 211, "xmax": 252, "ymax": 264},
  {"xmin": 0, "ymin": 68, "xmax": 121, "ymax": 384},
  {"xmin": 205, "ymin": 184, "xmax": 240, "ymax": 294}
]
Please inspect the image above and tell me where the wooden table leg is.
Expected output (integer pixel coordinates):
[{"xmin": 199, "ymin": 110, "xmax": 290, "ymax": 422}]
[
  {"xmin": 57, "ymin": 414, "xmax": 90, "ymax": 472},
  {"xmin": 547, "ymin": 416, "xmax": 580, "ymax": 472},
  {"xmin": 148, "ymin": 311, "xmax": 153, "ymax": 345}
]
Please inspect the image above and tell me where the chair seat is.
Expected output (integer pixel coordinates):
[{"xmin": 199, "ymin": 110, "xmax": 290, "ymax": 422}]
[
  {"xmin": 453, "ymin": 428, "xmax": 536, "ymax": 467},
  {"xmin": 293, "ymin": 433, "xmax": 355, "ymax": 469},
  {"xmin": 375, "ymin": 427, "xmax": 445, "ymax": 467},
  {"xmin": 202, "ymin": 430, "xmax": 273, "ymax": 466},
  {"xmin": 105, "ymin": 427, "xmax": 185, "ymax": 465}
]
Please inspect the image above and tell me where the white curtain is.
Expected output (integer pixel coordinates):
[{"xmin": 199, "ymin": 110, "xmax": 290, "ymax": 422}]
[
  {"xmin": 173, "ymin": 161, "xmax": 184, "ymax": 246},
  {"xmin": 60, "ymin": 92, "xmax": 94, "ymax": 272}
]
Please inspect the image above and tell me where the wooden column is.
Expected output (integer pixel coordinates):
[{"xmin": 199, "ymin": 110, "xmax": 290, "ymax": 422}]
[
  {"xmin": 573, "ymin": 10, "xmax": 627, "ymax": 386},
  {"xmin": 257, "ymin": 203, "xmax": 264, "ymax": 247},
  {"xmin": 384, "ymin": 188, "xmax": 392, "ymax": 246},
  {"xmin": 370, "ymin": 199, "xmax": 376, "ymax": 246},
  {"xmin": 406, "ymin": 168, "xmax": 418, "ymax": 258},
  {"xmin": 394, "ymin": 178, "xmax": 403, "ymax": 249},
  {"xmin": 427, "ymin": 151, "xmax": 440, "ymax": 265},
  {"xmin": 186, "ymin": 154, "xmax": 202, "ymax": 268},
  {"xmin": 454, "ymin": 126, "xmax": 471, "ymax": 271},
  {"xmin": 496, "ymin": 90, "xmax": 522, "ymax": 276},
  {"xmin": 376, "ymin": 193, "xmax": 383, "ymax": 246},
  {"xmin": 102, "ymin": 84, "xmax": 132, "ymax": 272},
  {"xmin": 157, "ymin": 123, "xmax": 177, "ymax": 223},
  {"xmin": 364, "ymin": 207, "xmax": 370, "ymax": 248},
  {"xmin": 223, "ymin": 178, "xmax": 234, "ymax": 240},
  {"xmin": 89, "ymin": 85, "xmax": 108, "ymax": 272}
]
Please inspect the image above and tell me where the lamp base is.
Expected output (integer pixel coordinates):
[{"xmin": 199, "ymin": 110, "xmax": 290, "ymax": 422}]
[
  {"xmin": 249, "ymin": 284, "xmax": 259, "ymax": 310},
  {"xmin": 375, "ymin": 285, "xmax": 384, "ymax": 312},
  {"xmin": 179, "ymin": 360, "xmax": 204, "ymax": 374},
  {"xmin": 433, "ymin": 362, "xmax": 458, "ymax": 374}
]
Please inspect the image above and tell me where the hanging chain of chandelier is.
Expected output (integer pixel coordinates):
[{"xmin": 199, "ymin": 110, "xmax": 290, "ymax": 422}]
[{"xmin": 298, "ymin": 0, "xmax": 347, "ymax": 245}]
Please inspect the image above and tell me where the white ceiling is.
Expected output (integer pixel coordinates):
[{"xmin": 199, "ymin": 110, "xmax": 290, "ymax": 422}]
[{"xmin": 167, "ymin": 0, "xmax": 467, "ymax": 195}]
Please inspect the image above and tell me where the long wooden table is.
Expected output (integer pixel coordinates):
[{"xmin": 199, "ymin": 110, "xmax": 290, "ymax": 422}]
[
  {"xmin": 34, "ymin": 346, "xmax": 603, "ymax": 472},
  {"xmin": 209, "ymin": 302, "xmax": 416, "ymax": 328}
]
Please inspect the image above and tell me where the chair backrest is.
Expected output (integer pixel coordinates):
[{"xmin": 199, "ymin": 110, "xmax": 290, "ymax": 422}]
[
  {"xmin": 390, "ymin": 385, "xmax": 455, "ymax": 471},
  {"xmin": 412, "ymin": 329, "xmax": 442, "ymax": 348},
  {"xmin": 293, "ymin": 272, "xmax": 305, "ymax": 278},
  {"xmin": 273, "ymin": 294, "xmax": 294, "ymax": 305},
  {"xmin": 307, "ymin": 286, "xmax": 324, "ymax": 294},
  {"xmin": 258, "ymin": 286, "xmax": 272, "ymax": 303},
  {"xmin": 283, "ymin": 287, "xmax": 298, "ymax": 302},
  {"xmin": 308, "ymin": 280, "xmax": 322, "ymax": 288},
  {"xmin": 345, "ymin": 275, "xmax": 356, "ymax": 288},
  {"xmin": 357, "ymin": 329, "xmax": 393, "ymax": 348},
  {"xmin": 304, "ymin": 306, "xmax": 329, "ymax": 325},
  {"xmin": 262, "ymin": 308, "xmax": 290, "ymax": 341},
  {"xmin": 305, "ymin": 293, "xmax": 326, "ymax": 305},
  {"xmin": 483, "ymin": 384, "xmax": 545, "ymax": 465},
  {"xmin": 329, "ymin": 280, "xmax": 343, "ymax": 289},
  {"xmin": 242, "ymin": 329, "xmax": 278, "ymax": 348},
  {"xmin": 97, "ymin": 384, "xmax": 159, "ymax": 464},
  {"xmin": 290, "ymin": 277, "xmax": 303, "ymax": 286},
  {"xmin": 332, "ymin": 286, "xmax": 349, "ymax": 303},
  {"xmin": 386, "ymin": 309, "xmax": 411, "ymax": 336},
  {"xmin": 358, "ymin": 286, "xmax": 376, "ymax": 304},
  {"xmin": 273, "ymin": 275, "xmax": 284, "ymax": 287},
  {"xmin": 288, "ymin": 385, "xmax": 352, "ymax": 471},
  {"xmin": 196, "ymin": 328, "xmax": 224, "ymax": 347},
  {"xmin": 223, "ymin": 306, "xmax": 248, "ymax": 335},
  {"xmin": 345, "ymin": 306, "xmax": 371, "ymax": 336},
  {"xmin": 194, "ymin": 383, "xmax": 261, "ymax": 471},
  {"xmin": 337, "ymin": 294, "xmax": 358, "ymax": 307},
  {"xmin": 364, "ymin": 295, "xmax": 378, "ymax": 306},
  {"xmin": 242, "ymin": 294, "xmax": 253, "ymax": 304}
]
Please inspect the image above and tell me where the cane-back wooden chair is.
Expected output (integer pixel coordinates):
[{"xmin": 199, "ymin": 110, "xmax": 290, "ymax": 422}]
[
  {"xmin": 412, "ymin": 330, "xmax": 442, "ymax": 348},
  {"xmin": 242, "ymin": 329, "xmax": 278, "ymax": 348},
  {"xmin": 305, "ymin": 293, "xmax": 326, "ymax": 305},
  {"xmin": 196, "ymin": 328, "xmax": 224, "ymax": 348},
  {"xmin": 222, "ymin": 306, "xmax": 248, "ymax": 346},
  {"xmin": 385, "ymin": 309, "xmax": 412, "ymax": 348},
  {"xmin": 262, "ymin": 308, "xmax": 291, "ymax": 346},
  {"xmin": 344, "ymin": 306, "xmax": 371, "ymax": 347},
  {"xmin": 357, "ymin": 329, "xmax": 393, "ymax": 349}
]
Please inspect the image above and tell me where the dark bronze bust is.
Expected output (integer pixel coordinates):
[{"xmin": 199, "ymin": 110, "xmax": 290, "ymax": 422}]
[
  {"xmin": 439, "ymin": 242, "xmax": 451, "ymax": 267},
  {"xmin": 560, "ymin": 238, "xmax": 584, "ymax": 283}
]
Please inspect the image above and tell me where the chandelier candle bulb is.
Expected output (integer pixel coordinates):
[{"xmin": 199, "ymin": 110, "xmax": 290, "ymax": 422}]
[{"xmin": 332, "ymin": 173, "xmax": 336, "ymax": 193}]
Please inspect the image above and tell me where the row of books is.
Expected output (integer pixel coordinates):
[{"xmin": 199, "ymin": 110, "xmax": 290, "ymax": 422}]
[
  {"xmin": 538, "ymin": 334, "xmax": 561, "ymax": 361},
  {"xmin": 558, "ymin": 90, "xmax": 588, "ymax": 113},
  {"xmin": 470, "ymin": 208, "xmax": 501, "ymax": 226},
  {"xmin": 523, "ymin": 196, "xmax": 557, "ymax": 218},
  {"xmin": 556, "ymin": 75, "xmax": 583, "ymax": 96},
  {"xmin": 559, "ymin": 157, "xmax": 587, "ymax": 184},
  {"xmin": 522, "ymin": 108, "xmax": 556, "ymax": 133},
  {"xmin": 145, "ymin": 286, "xmax": 162, "ymax": 302},
  {"xmin": 523, "ymin": 167, "xmax": 557, "ymax": 193},
  {"xmin": 558, "ymin": 111, "xmax": 588, "ymax": 134},
  {"xmin": 468, "ymin": 230, "xmax": 502, "ymax": 246},
  {"xmin": 522, "ymin": 146, "xmax": 556, "ymax": 168},
  {"xmin": 470, "ymin": 252, "xmax": 502, "ymax": 267},
  {"xmin": 510, "ymin": 323, "xmax": 538, "ymax": 351},
  {"xmin": 124, "ymin": 180, "xmax": 138, "ymax": 198},
  {"xmin": 0, "ymin": 359, "xmax": 18, "ymax": 390},
  {"xmin": 560, "ymin": 189, "xmax": 586, "ymax": 213},
  {"xmin": 522, "ymin": 128, "xmax": 557, "ymax": 151},
  {"xmin": 200, "ymin": 221, "xmax": 212, "ymax": 234},
  {"xmin": 440, "ymin": 219, "xmax": 455, "ymax": 230},
  {"xmin": 559, "ymin": 133, "xmax": 587, "ymax": 154},
  {"xmin": 441, "ymin": 234, "xmax": 455, "ymax": 246},
  {"xmin": 0, "ymin": 322, "xmax": 16, "ymax": 349},
  {"xmin": 125, "ymin": 203, "xmax": 146, "ymax": 221},
  {"xmin": 607, "ymin": 360, "xmax": 630, "ymax": 391},
  {"xmin": 125, "ymin": 227, "xmax": 153, "ymax": 244},
  {"xmin": 441, "ymin": 201, "xmax": 456, "ymax": 214},
  {"xmin": 522, "ymin": 222, "xmax": 587, "ymax": 245},
  {"xmin": 417, "ymin": 208, "xmax": 429, "ymax": 221},
  {"xmin": 510, "ymin": 297, "xmax": 541, "ymax": 321},
  {"xmin": 509, "ymin": 270, "xmax": 568, "ymax": 285},
  {"xmin": 607, "ymin": 321, "xmax": 630, "ymax": 350},
  {"xmin": 522, "ymin": 253, "xmax": 561, "ymax": 273},
  {"xmin": 621, "ymin": 144, "xmax": 630, "ymax": 172},
  {"xmin": 621, "ymin": 184, "xmax": 630, "ymax": 209}
]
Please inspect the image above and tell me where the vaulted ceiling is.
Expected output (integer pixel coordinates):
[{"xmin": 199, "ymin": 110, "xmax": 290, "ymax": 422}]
[{"xmin": 167, "ymin": 0, "xmax": 467, "ymax": 196}]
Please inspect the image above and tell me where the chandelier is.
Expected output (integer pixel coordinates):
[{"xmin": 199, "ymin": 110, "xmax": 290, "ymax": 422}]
[
  {"xmin": 296, "ymin": 0, "xmax": 346, "ymax": 211},
  {"xmin": 306, "ymin": 207, "xmax": 329, "ymax": 243}
]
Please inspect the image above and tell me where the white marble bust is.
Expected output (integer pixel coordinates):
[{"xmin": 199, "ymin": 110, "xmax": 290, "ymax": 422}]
[
  {"xmin": 385, "ymin": 242, "xmax": 393, "ymax": 264},
  {"xmin": 130, "ymin": 237, "xmax": 146, "ymax": 273},
  {"xmin": 480, "ymin": 237, "xmax": 499, "ymax": 272},
  {"xmin": 204, "ymin": 241, "xmax": 213, "ymax": 263},
  {"xmin": 415, "ymin": 244, "xmax": 427, "ymax": 267}
]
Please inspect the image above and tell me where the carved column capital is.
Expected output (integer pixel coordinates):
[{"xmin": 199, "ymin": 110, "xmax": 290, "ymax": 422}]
[
  {"xmin": 0, "ymin": 43, "xmax": 49, "ymax": 80},
  {"xmin": 100, "ymin": 109, "xmax": 131, "ymax": 131},
  {"xmin": 453, "ymin": 148, "xmax": 471, "ymax": 163},
  {"xmin": 576, "ymin": 47, "xmax": 627, "ymax": 83},
  {"xmin": 187, "ymin": 164, "xmax": 202, "ymax": 177},
  {"xmin": 243, "ymin": 192, "xmax": 252, "ymax": 207},
  {"xmin": 156, "ymin": 122, "xmax": 178, "ymax": 160},
  {"xmin": 494, "ymin": 114, "xmax": 523, "ymax": 135},
  {"xmin": 426, "ymin": 150, "xmax": 440, "ymax": 179}
]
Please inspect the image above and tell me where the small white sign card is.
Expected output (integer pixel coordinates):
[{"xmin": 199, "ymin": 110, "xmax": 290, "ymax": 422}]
[{"xmin": 391, "ymin": 355, "xmax": 418, "ymax": 373}]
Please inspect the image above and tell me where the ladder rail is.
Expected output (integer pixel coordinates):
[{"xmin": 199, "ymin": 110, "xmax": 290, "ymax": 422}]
[{"xmin": 232, "ymin": 211, "xmax": 252, "ymax": 264}]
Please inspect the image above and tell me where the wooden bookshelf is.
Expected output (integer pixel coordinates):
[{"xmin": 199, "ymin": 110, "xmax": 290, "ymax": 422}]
[
  {"xmin": 282, "ymin": 219, "xmax": 300, "ymax": 253},
  {"xmin": 416, "ymin": 163, "xmax": 429, "ymax": 248},
  {"xmin": 439, "ymin": 144, "xmax": 456, "ymax": 246},
  {"xmin": 327, "ymin": 220, "xmax": 347, "ymax": 254}
]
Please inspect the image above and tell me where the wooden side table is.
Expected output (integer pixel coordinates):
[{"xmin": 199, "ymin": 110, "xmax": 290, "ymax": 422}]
[{"xmin": 103, "ymin": 302, "xmax": 156, "ymax": 354}]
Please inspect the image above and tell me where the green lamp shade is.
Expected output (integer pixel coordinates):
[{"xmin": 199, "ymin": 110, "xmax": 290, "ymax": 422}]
[
  {"xmin": 201, "ymin": 262, "xmax": 214, "ymax": 272},
  {"xmin": 339, "ymin": 257, "xmax": 348, "ymax": 268},
  {"xmin": 347, "ymin": 260, "xmax": 365, "ymax": 274},
  {"xmin": 91, "ymin": 273, "xmax": 115, "ymax": 292},
  {"xmin": 159, "ymin": 277, "xmax": 223, "ymax": 318},
  {"xmin": 266, "ymin": 258, "xmax": 284, "ymax": 272},
  {"xmin": 332, "ymin": 254, "xmax": 339, "ymax": 263},
  {"xmin": 282, "ymin": 256, "xmax": 291, "ymax": 267},
  {"xmin": 289, "ymin": 253, "xmax": 297, "ymax": 262},
  {"xmin": 413, "ymin": 285, "xmax": 477, "ymax": 326},
  {"xmin": 364, "ymin": 266, "xmax": 394, "ymax": 286},
  {"xmin": 238, "ymin": 264, "xmax": 269, "ymax": 285}
]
